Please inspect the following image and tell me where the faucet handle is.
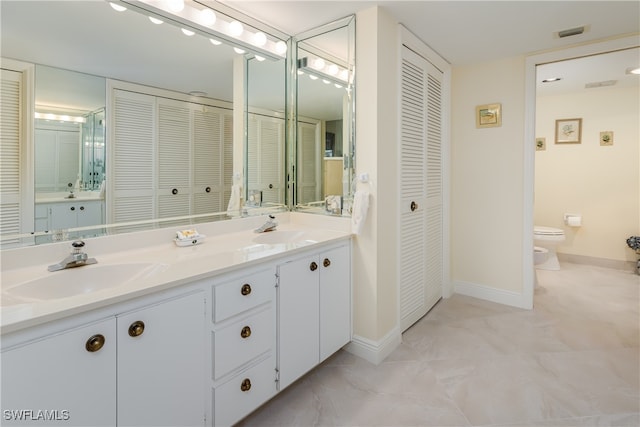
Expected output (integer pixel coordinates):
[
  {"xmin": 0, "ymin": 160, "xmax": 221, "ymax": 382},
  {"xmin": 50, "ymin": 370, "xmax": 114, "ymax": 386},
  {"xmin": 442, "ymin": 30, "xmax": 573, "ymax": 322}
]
[{"xmin": 72, "ymin": 240, "xmax": 86, "ymax": 250}]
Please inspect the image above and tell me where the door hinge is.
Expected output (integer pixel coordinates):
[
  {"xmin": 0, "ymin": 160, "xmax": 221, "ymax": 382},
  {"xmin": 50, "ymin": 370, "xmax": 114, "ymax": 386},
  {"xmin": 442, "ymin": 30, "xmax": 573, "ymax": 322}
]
[
  {"xmin": 275, "ymin": 272, "xmax": 280, "ymax": 288},
  {"xmin": 275, "ymin": 368, "xmax": 280, "ymax": 383}
]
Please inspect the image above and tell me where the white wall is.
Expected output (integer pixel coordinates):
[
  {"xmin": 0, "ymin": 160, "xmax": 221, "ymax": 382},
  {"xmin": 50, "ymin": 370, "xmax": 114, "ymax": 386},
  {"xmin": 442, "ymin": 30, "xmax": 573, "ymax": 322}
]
[
  {"xmin": 450, "ymin": 56, "xmax": 528, "ymax": 304},
  {"xmin": 535, "ymin": 85, "xmax": 640, "ymax": 263}
]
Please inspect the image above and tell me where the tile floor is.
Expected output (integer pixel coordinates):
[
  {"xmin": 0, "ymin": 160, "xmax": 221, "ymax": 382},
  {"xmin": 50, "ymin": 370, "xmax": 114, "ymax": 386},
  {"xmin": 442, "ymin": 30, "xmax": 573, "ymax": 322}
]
[{"xmin": 239, "ymin": 262, "xmax": 640, "ymax": 426}]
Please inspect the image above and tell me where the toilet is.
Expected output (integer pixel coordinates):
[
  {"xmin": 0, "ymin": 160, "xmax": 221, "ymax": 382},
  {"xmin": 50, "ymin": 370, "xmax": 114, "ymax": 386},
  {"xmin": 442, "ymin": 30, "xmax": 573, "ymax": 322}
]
[{"xmin": 534, "ymin": 226, "xmax": 565, "ymax": 270}]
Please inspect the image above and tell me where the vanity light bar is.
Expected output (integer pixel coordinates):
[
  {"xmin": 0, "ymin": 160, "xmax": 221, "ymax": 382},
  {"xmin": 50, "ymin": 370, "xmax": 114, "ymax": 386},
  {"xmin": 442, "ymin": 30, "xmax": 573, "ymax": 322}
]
[
  {"xmin": 297, "ymin": 57, "xmax": 351, "ymax": 87},
  {"xmin": 35, "ymin": 112, "xmax": 86, "ymax": 124},
  {"xmin": 114, "ymin": 0, "xmax": 287, "ymax": 61}
]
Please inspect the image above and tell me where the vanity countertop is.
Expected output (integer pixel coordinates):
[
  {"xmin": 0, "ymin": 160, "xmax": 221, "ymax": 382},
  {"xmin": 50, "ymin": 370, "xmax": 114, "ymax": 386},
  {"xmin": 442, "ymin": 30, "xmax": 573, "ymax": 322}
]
[
  {"xmin": 35, "ymin": 192, "xmax": 104, "ymax": 204},
  {"xmin": 1, "ymin": 215, "xmax": 351, "ymax": 335}
]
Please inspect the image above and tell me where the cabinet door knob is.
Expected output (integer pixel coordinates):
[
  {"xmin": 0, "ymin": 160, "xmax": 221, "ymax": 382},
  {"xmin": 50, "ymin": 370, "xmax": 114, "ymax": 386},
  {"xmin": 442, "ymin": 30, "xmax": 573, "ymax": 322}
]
[
  {"xmin": 240, "ymin": 378, "xmax": 252, "ymax": 392},
  {"xmin": 268, "ymin": 184, "xmax": 273, "ymax": 189},
  {"xmin": 240, "ymin": 326, "xmax": 252, "ymax": 339},
  {"xmin": 241, "ymin": 283, "xmax": 252, "ymax": 296},
  {"xmin": 205, "ymin": 186, "xmax": 211, "ymax": 193},
  {"xmin": 85, "ymin": 334, "xmax": 105, "ymax": 352},
  {"xmin": 172, "ymin": 188, "xmax": 178, "ymax": 195},
  {"xmin": 310, "ymin": 261, "xmax": 318, "ymax": 271},
  {"xmin": 128, "ymin": 320, "xmax": 145, "ymax": 337},
  {"xmin": 410, "ymin": 201, "xmax": 418, "ymax": 212},
  {"xmin": 70, "ymin": 206, "xmax": 75, "ymax": 211},
  {"xmin": 80, "ymin": 206, "xmax": 85, "ymax": 211},
  {"xmin": 323, "ymin": 258, "xmax": 331, "ymax": 268}
]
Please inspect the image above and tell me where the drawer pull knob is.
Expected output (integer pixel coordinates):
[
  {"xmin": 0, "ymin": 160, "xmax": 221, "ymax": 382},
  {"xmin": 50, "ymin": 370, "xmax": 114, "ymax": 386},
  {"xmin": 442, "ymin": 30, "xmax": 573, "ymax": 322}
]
[
  {"xmin": 128, "ymin": 320, "xmax": 145, "ymax": 337},
  {"xmin": 410, "ymin": 201, "xmax": 418, "ymax": 212},
  {"xmin": 240, "ymin": 326, "xmax": 252, "ymax": 338},
  {"xmin": 85, "ymin": 334, "xmax": 105, "ymax": 352},
  {"xmin": 240, "ymin": 378, "xmax": 252, "ymax": 392},
  {"xmin": 241, "ymin": 284, "xmax": 252, "ymax": 296},
  {"xmin": 172, "ymin": 188, "xmax": 178, "ymax": 195},
  {"xmin": 323, "ymin": 258, "xmax": 331, "ymax": 268},
  {"xmin": 310, "ymin": 261, "xmax": 318, "ymax": 271},
  {"xmin": 205, "ymin": 186, "xmax": 211, "ymax": 193}
]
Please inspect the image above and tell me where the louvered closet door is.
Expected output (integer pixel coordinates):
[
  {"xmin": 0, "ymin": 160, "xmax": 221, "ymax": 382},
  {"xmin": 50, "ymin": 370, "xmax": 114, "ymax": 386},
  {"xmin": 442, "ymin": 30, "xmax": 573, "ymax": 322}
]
[
  {"xmin": 248, "ymin": 114, "xmax": 285, "ymax": 205},
  {"xmin": 157, "ymin": 98, "xmax": 191, "ymax": 222},
  {"xmin": 399, "ymin": 46, "xmax": 443, "ymax": 332},
  {"xmin": 111, "ymin": 90, "xmax": 155, "ymax": 227},
  {"xmin": 297, "ymin": 121, "xmax": 321, "ymax": 204},
  {"xmin": 222, "ymin": 113, "xmax": 233, "ymax": 207},
  {"xmin": 0, "ymin": 69, "xmax": 22, "ymax": 238},
  {"xmin": 193, "ymin": 106, "xmax": 224, "ymax": 218}
]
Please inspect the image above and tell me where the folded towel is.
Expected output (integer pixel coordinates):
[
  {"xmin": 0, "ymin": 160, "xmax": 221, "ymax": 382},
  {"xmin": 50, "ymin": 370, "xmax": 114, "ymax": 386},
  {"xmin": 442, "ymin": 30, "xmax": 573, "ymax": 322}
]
[
  {"xmin": 351, "ymin": 190, "xmax": 369, "ymax": 235},
  {"xmin": 227, "ymin": 184, "xmax": 241, "ymax": 214}
]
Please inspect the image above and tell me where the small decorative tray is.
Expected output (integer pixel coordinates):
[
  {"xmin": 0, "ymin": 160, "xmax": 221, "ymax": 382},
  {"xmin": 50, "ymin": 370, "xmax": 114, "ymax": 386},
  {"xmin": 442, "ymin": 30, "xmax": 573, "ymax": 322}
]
[{"xmin": 174, "ymin": 234, "xmax": 206, "ymax": 247}]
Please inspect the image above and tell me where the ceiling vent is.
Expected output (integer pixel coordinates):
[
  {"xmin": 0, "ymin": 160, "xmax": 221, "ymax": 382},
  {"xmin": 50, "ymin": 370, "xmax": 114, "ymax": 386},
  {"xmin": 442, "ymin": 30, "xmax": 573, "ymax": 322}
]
[
  {"xmin": 585, "ymin": 80, "xmax": 617, "ymax": 89},
  {"xmin": 556, "ymin": 26, "xmax": 587, "ymax": 39}
]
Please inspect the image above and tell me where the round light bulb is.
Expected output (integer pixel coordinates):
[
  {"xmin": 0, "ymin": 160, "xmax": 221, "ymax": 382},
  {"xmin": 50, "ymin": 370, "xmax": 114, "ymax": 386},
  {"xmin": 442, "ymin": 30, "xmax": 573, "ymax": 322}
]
[
  {"xmin": 229, "ymin": 21, "xmax": 243, "ymax": 37},
  {"xmin": 309, "ymin": 75, "xmax": 318, "ymax": 80},
  {"xmin": 339, "ymin": 69, "xmax": 349, "ymax": 81},
  {"xmin": 253, "ymin": 32, "xmax": 267, "ymax": 46},
  {"xmin": 255, "ymin": 55, "xmax": 266, "ymax": 62},
  {"xmin": 149, "ymin": 16, "xmax": 163, "ymax": 24},
  {"xmin": 209, "ymin": 38, "xmax": 222, "ymax": 46},
  {"xmin": 297, "ymin": 70, "xmax": 304, "ymax": 75},
  {"xmin": 322, "ymin": 79, "xmax": 330, "ymax": 84},
  {"xmin": 275, "ymin": 41, "xmax": 287, "ymax": 55},
  {"xmin": 334, "ymin": 83, "xmax": 343, "ymax": 89},
  {"xmin": 181, "ymin": 28, "xmax": 195, "ymax": 36},
  {"xmin": 166, "ymin": 0, "xmax": 184, "ymax": 12},
  {"xmin": 199, "ymin": 9, "xmax": 216, "ymax": 26},
  {"xmin": 327, "ymin": 64, "xmax": 339, "ymax": 75},
  {"xmin": 110, "ymin": 2, "xmax": 127, "ymax": 12},
  {"xmin": 312, "ymin": 58, "xmax": 325, "ymax": 70},
  {"xmin": 233, "ymin": 47, "xmax": 246, "ymax": 54}
]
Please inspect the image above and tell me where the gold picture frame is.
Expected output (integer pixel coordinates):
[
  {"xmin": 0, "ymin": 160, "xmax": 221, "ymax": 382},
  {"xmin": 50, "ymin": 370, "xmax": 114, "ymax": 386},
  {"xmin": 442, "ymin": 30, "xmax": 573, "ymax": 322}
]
[
  {"xmin": 476, "ymin": 103, "xmax": 502, "ymax": 128},
  {"xmin": 555, "ymin": 118, "xmax": 582, "ymax": 144}
]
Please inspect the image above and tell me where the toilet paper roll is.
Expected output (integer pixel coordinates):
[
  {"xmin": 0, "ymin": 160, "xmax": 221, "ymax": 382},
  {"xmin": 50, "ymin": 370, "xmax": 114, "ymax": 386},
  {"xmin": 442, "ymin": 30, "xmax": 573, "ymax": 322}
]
[{"xmin": 567, "ymin": 216, "xmax": 582, "ymax": 227}]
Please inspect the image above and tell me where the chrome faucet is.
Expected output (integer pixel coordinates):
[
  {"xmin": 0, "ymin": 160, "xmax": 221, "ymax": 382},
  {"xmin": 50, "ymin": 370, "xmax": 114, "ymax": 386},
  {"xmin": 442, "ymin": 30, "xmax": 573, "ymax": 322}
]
[
  {"xmin": 48, "ymin": 240, "xmax": 98, "ymax": 272},
  {"xmin": 254, "ymin": 215, "xmax": 278, "ymax": 233}
]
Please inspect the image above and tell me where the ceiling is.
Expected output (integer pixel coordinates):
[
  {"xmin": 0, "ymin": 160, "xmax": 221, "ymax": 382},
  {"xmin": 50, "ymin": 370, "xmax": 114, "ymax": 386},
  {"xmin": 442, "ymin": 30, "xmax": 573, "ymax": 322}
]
[{"xmin": 1, "ymin": 0, "xmax": 638, "ymax": 110}]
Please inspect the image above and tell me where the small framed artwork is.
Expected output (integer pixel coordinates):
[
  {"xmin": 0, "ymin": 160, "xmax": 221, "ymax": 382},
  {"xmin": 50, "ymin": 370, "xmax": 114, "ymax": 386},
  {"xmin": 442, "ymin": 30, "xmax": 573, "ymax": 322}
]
[
  {"xmin": 535, "ymin": 137, "xmax": 546, "ymax": 151},
  {"xmin": 476, "ymin": 103, "xmax": 502, "ymax": 128},
  {"xmin": 555, "ymin": 118, "xmax": 582, "ymax": 144},
  {"xmin": 600, "ymin": 131, "xmax": 614, "ymax": 146}
]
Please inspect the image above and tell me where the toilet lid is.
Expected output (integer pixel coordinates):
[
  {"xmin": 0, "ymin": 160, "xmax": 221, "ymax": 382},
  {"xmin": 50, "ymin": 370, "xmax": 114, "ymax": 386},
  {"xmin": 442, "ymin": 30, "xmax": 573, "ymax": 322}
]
[{"xmin": 534, "ymin": 226, "xmax": 564, "ymax": 236}]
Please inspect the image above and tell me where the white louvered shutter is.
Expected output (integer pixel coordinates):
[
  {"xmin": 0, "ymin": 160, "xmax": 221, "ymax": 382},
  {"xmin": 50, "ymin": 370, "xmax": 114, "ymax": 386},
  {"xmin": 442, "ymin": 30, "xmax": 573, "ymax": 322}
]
[
  {"xmin": 193, "ymin": 106, "xmax": 224, "ymax": 218},
  {"xmin": 297, "ymin": 121, "xmax": 321, "ymax": 204},
  {"xmin": 222, "ymin": 112, "xmax": 233, "ymax": 209},
  {"xmin": 399, "ymin": 46, "xmax": 443, "ymax": 331},
  {"xmin": 0, "ymin": 69, "xmax": 22, "ymax": 238},
  {"xmin": 110, "ymin": 89, "xmax": 155, "ymax": 228},
  {"xmin": 248, "ymin": 114, "xmax": 285, "ymax": 205}
]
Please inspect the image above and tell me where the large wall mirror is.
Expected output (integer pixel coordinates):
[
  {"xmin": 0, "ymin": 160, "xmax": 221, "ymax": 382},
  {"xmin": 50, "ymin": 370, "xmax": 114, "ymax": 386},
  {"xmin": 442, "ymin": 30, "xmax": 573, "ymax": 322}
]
[
  {"xmin": 0, "ymin": 0, "xmax": 288, "ymax": 247},
  {"xmin": 294, "ymin": 16, "xmax": 355, "ymax": 215}
]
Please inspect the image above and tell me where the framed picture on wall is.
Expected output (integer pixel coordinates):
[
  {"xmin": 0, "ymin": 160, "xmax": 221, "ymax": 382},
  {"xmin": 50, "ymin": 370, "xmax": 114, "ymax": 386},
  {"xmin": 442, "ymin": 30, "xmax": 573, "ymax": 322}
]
[
  {"xmin": 476, "ymin": 103, "xmax": 502, "ymax": 128},
  {"xmin": 555, "ymin": 118, "xmax": 582, "ymax": 144}
]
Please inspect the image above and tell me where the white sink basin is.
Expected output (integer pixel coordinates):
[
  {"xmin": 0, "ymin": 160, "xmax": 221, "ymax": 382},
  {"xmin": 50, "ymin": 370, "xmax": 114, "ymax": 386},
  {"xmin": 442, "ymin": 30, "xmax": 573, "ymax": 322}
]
[
  {"xmin": 252, "ymin": 230, "xmax": 317, "ymax": 245},
  {"xmin": 2, "ymin": 262, "xmax": 167, "ymax": 304}
]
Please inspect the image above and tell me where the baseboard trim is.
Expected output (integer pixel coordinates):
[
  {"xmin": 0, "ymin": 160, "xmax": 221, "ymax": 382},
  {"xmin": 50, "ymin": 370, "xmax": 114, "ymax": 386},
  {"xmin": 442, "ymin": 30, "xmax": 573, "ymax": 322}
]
[
  {"xmin": 344, "ymin": 327, "xmax": 402, "ymax": 365},
  {"xmin": 558, "ymin": 253, "xmax": 636, "ymax": 272},
  {"xmin": 454, "ymin": 280, "xmax": 529, "ymax": 309}
]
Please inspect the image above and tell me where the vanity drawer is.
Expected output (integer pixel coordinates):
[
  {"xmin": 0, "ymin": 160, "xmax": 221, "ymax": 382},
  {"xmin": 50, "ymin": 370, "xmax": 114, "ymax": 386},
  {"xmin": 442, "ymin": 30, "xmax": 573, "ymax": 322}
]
[
  {"xmin": 213, "ymin": 268, "xmax": 275, "ymax": 322},
  {"xmin": 214, "ymin": 355, "xmax": 276, "ymax": 427},
  {"xmin": 214, "ymin": 307, "xmax": 274, "ymax": 380}
]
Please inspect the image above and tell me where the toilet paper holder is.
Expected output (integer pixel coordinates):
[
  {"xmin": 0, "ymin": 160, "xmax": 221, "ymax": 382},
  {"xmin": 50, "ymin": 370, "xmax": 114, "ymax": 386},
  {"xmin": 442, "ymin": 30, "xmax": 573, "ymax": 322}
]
[{"xmin": 564, "ymin": 213, "xmax": 582, "ymax": 227}]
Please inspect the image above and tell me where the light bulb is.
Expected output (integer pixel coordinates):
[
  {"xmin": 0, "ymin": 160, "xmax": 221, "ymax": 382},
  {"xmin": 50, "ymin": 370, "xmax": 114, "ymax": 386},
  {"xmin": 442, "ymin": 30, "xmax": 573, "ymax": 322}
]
[
  {"xmin": 312, "ymin": 58, "xmax": 325, "ymax": 70},
  {"xmin": 322, "ymin": 79, "xmax": 330, "ymax": 84},
  {"xmin": 253, "ymin": 32, "xmax": 267, "ymax": 46},
  {"xmin": 275, "ymin": 41, "xmax": 287, "ymax": 55},
  {"xmin": 255, "ymin": 55, "xmax": 266, "ymax": 62},
  {"xmin": 181, "ymin": 28, "xmax": 195, "ymax": 36},
  {"xmin": 327, "ymin": 64, "xmax": 339, "ymax": 75},
  {"xmin": 229, "ymin": 21, "xmax": 244, "ymax": 37},
  {"xmin": 297, "ymin": 70, "xmax": 304, "ymax": 75},
  {"xmin": 234, "ymin": 47, "xmax": 246, "ymax": 54},
  {"xmin": 334, "ymin": 83, "xmax": 343, "ymax": 89},
  {"xmin": 199, "ymin": 9, "xmax": 216, "ymax": 26},
  {"xmin": 339, "ymin": 69, "xmax": 349, "ymax": 81},
  {"xmin": 149, "ymin": 16, "xmax": 163, "ymax": 24},
  {"xmin": 210, "ymin": 38, "xmax": 222, "ymax": 46},
  {"xmin": 309, "ymin": 75, "xmax": 318, "ymax": 80},
  {"xmin": 166, "ymin": 0, "xmax": 184, "ymax": 12},
  {"xmin": 109, "ymin": 2, "xmax": 127, "ymax": 12}
]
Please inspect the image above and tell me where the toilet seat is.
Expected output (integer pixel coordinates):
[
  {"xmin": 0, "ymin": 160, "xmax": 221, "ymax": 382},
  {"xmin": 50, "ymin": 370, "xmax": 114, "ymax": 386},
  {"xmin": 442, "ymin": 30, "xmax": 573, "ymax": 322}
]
[{"xmin": 534, "ymin": 226, "xmax": 564, "ymax": 236}]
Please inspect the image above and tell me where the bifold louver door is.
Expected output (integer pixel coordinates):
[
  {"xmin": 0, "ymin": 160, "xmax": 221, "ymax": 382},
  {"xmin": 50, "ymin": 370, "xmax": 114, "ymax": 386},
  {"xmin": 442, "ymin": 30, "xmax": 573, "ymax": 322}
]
[
  {"xmin": 248, "ymin": 114, "xmax": 285, "ymax": 205},
  {"xmin": 399, "ymin": 46, "xmax": 443, "ymax": 332},
  {"xmin": 0, "ymin": 69, "xmax": 22, "ymax": 240}
]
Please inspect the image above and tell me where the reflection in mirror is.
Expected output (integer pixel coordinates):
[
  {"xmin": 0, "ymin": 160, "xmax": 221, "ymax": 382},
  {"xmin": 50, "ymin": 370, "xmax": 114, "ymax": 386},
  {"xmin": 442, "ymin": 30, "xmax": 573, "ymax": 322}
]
[
  {"xmin": 294, "ymin": 16, "xmax": 355, "ymax": 215},
  {"xmin": 0, "ymin": 0, "xmax": 288, "ymax": 248}
]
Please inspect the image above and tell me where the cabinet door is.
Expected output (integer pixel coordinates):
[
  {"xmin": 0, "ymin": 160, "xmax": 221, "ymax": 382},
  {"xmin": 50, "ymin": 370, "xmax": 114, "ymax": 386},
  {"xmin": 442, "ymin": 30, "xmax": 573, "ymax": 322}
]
[
  {"xmin": 1, "ymin": 319, "xmax": 116, "ymax": 426},
  {"xmin": 277, "ymin": 254, "xmax": 320, "ymax": 390},
  {"xmin": 76, "ymin": 201, "xmax": 103, "ymax": 228},
  {"xmin": 319, "ymin": 244, "xmax": 351, "ymax": 361},
  {"xmin": 49, "ymin": 203, "xmax": 78, "ymax": 229},
  {"xmin": 117, "ymin": 292, "xmax": 205, "ymax": 427}
]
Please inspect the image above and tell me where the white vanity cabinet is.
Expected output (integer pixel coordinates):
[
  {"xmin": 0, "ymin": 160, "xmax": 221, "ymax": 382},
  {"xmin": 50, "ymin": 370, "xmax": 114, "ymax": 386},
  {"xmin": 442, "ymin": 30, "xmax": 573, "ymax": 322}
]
[
  {"xmin": 1, "ymin": 318, "xmax": 117, "ymax": 426},
  {"xmin": 278, "ymin": 242, "xmax": 351, "ymax": 390},
  {"xmin": 210, "ymin": 267, "xmax": 278, "ymax": 427},
  {"xmin": 35, "ymin": 199, "xmax": 104, "ymax": 231},
  {"xmin": 1, "ymin": 291, "xmax": 205, "ymax": 427}
]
